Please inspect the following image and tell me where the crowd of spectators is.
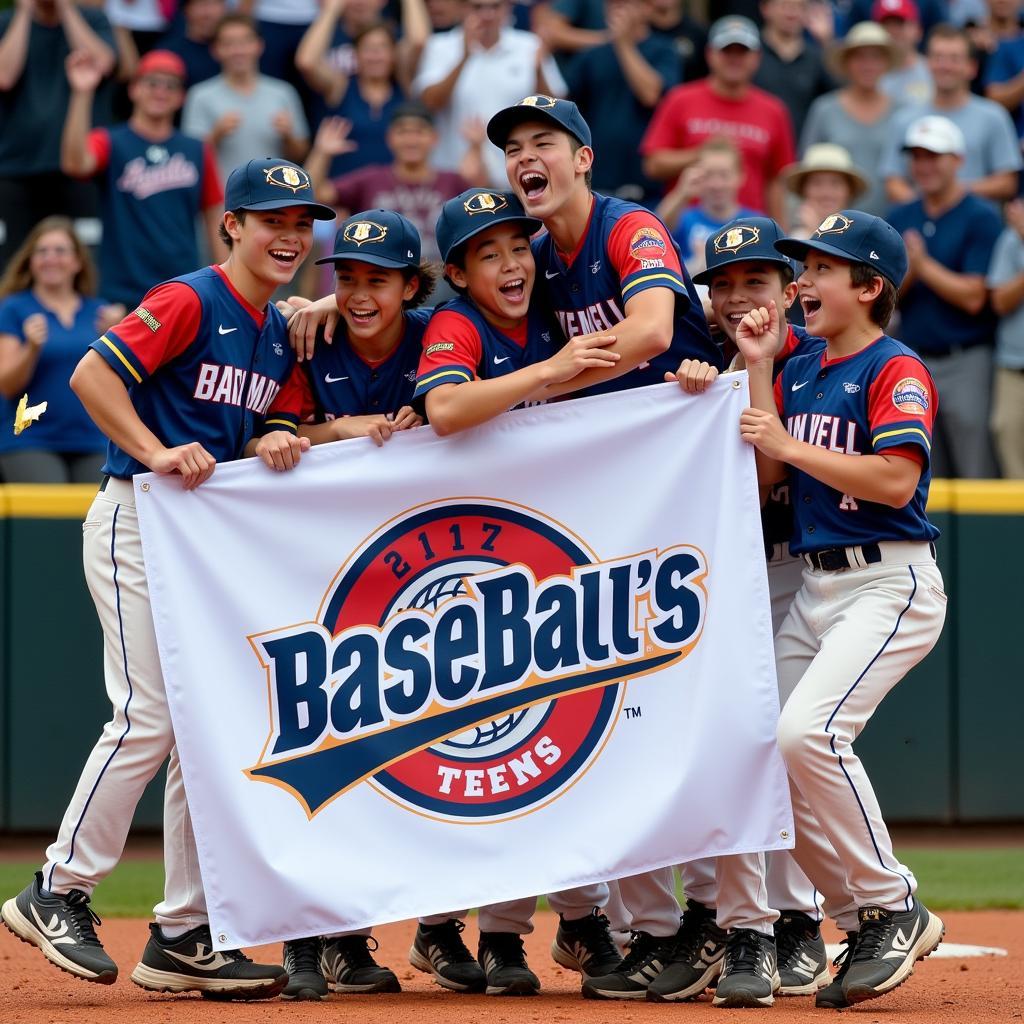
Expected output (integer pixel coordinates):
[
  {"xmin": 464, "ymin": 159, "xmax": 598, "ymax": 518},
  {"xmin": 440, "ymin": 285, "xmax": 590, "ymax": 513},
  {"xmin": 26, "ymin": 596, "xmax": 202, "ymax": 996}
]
[{"xmin": 1, "ymin": 0, "xmax": 1023, "ymax": 481}]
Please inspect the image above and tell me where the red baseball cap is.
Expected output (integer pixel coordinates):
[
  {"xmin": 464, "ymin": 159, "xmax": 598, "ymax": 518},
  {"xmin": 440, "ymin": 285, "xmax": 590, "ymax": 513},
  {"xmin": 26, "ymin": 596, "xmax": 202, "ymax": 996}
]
[
  {"xmin": 134, "ymin": 50, "xmax": 187, "ymax": 81},
  {"xmin": 871, "ymin": 0, "xmax": 920, "ymax": 22}
]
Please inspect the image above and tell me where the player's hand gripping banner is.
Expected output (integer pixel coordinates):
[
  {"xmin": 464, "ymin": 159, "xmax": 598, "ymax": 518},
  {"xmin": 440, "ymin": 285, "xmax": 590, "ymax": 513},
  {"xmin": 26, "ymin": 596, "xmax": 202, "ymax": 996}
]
[{"xmin": 136, "ymin": 377, "xmax": 793, "ymax": 949}]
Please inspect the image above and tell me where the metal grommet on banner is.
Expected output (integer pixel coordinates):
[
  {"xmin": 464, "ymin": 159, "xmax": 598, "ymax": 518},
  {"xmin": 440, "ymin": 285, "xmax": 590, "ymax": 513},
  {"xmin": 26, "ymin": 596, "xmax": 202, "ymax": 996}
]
[
  {"xmin": 141, "ymin": 482, "xmax": 151, "ymax": 492},
  {"xmin": 219, "ymin": 933, "xmax": 228, "ymax": 944},
  {"xmin": 780, "ymin": 829, "xmax": 790, "ymax": 840},
  {"xmin": 731, "ymin": 379, "xmax": 742, "ymax": 389}
]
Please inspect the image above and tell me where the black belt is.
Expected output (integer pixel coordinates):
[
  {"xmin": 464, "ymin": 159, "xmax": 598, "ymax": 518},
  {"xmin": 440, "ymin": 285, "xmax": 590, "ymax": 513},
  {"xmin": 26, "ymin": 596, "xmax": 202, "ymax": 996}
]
[
  {"xmin": 804, "ymin": 543, "xmax": 881, "ymax": 571},
  {"xmin": 99, "ymin": 474, "xmax": 108, "ymax": 491}
]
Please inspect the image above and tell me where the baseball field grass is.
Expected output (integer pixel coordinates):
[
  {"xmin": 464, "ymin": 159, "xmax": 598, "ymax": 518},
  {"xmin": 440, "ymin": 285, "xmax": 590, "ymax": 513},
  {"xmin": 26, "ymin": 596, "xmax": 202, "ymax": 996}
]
[{"xmin": 1, "ymin": 848, "xmax": 1021, "ymax": 916}]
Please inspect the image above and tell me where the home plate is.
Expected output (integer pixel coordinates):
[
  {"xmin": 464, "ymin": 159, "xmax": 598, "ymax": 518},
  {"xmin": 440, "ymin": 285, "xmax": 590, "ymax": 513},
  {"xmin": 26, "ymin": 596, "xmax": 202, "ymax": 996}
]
[{"xmin": 826, "ymin": 942, "xmax": 1007, "ymax": 959}]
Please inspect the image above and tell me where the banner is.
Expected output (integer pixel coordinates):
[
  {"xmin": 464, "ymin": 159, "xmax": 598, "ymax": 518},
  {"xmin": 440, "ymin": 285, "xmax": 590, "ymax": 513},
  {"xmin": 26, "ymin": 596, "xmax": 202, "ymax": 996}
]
[{"xmin": 136, "ymin": 377, "xmax": 793, "ymax": 949}]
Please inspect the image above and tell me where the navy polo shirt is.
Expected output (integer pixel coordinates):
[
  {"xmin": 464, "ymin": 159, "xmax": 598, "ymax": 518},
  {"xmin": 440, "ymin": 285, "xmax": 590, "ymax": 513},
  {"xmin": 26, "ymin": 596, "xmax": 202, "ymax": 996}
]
[{"xmin": 887, "ymin": 194, "xmax": 1002, "ymax": 355}]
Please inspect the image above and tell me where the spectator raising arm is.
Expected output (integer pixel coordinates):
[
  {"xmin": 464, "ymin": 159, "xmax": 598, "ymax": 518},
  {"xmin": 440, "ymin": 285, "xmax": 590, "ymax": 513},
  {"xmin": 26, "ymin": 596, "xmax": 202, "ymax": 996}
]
[
  {"xmin": 0, "ymin": 0, "xmax": 32, "ymax": 91},
  {"xmin": 305, "ymin": 116, "xmax": 358, "ymax": 206},
  {"xmin": 295, "ymin": 0, "xmax": 351, "ymax": 108},
  {"xmin": 418, "ymin": 12, "xmax": 482, "ymax": 112},
  {"xmin": 532, "ymin": 2, "xmax": 608, "ymax": 55},
  {"xmin": 607, "ymin": 0, "xmax": 663, "ymax": 108},
  {"xmin": 396, "ymin": 0, "xmax": 431, "ymax": 93},
  {"xmin": 56, "ymin": 0, "xmax": 116, "ymax": 77},
  {"xmin": 60, "ymin": 50, "xmax": 103, "ymax": 178}
]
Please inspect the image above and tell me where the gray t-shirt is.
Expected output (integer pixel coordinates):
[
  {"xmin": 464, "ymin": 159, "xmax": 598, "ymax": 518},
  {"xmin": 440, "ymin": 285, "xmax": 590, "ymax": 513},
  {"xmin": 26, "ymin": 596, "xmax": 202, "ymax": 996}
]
[
  {"xmin": 880, "ymin": 59, "xmax": 933, "ymax": 109},
  {"xmin": 799, "ymin": 91, "xmax": 902, "ymax": 217},
  {"xmin": 182, "ymin": 74, "xmax": 309, "ymax": 181},
  {"xmin": 987, "ymin": 226, "xmax": 1024, "ymax": 369},
  {"xmin": 879, "ymin": 95, "xmax": 1023, "ymax": 185}
]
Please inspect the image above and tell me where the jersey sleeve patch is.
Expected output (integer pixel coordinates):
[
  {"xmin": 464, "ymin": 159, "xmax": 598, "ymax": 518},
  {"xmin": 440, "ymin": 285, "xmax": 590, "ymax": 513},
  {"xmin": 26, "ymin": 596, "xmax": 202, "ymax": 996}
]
[
  {"xmin": 90, "ymin": 282, "xmax": 202, "ymax": 384},
  {"xmin": 607, "ymin": 211, "xmax": 686, "ymax": 301},
  {"xmin": 867, "ymin": 354, "xmax": 936, "ymax": 458},
  {"xmin": 413, "ymin": 310, "xmax": 482, "ymax": 399}
]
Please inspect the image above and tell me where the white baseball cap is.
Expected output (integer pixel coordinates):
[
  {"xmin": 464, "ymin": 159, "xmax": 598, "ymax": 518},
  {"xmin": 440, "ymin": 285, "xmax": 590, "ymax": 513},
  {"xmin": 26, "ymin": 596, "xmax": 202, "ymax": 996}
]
[{"xmin": 903, "ymin": 115, "xmax": 965, "ymax": 156}]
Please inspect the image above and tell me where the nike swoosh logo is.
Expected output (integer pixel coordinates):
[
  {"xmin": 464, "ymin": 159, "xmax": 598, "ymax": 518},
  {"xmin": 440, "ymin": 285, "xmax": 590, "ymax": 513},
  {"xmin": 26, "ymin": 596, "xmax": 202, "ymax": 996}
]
[
  {"xmin": 218, "ymin": 325, "xmax": 237, "ymax": 335},
  {"xmin": 791, "ymin": 381, "xmax": 809, "ymax": 391},
  {"xmin": 325, "ymin": 374, "xmax": 349, "ymax": 383},
  {"xmin": 545, "ymin": 270, "xmax": 559, "ymax": 279},
  {"xmin": 494, "ymin": 356, "xmax": 510, "ymax": 365}
]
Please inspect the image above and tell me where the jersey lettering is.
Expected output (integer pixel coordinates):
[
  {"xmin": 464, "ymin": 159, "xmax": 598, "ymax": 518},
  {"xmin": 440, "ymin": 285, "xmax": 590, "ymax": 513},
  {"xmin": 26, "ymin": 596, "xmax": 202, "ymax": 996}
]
[
  {"xmin": 555, "ymin": 298, "xmax": 625, "ymax": 338},
  {"xmin": 839, "ymin": 493, "xmax": 860, "ymax": 511},
  {"xmin": 787, "ymin": 413, "xmax": 858, "ymax": 454},
  {"xmin": 194, "ymin": 363, "xmax": 280, "ymax": 416}
]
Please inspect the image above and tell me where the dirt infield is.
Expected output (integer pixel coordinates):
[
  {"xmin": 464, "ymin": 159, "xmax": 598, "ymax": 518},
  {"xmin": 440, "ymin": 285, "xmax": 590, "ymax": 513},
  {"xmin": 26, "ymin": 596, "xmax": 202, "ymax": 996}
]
[{"xmin": 4, "ymin": 910, "xmax": 1021, "ymax": 1023}]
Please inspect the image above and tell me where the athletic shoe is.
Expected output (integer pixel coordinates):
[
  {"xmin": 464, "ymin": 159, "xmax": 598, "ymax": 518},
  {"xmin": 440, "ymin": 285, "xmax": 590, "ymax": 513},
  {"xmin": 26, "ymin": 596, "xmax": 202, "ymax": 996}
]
[
  {"xmin": 841, "ymin": 902, "xmax": 944, "ymax": 1004},
  {"xmin": 130, "ymin": 922, "xmax": 287, "ymax": 999},
  {"xmin": 582, "ymin": 930, "xmax": 675, "ymax": 1000},
  {"xmin": 712, "ymin": 928, "xmax": 780, "ymax": 1008},
  {"xmin": 550, "ymin": 908, "xmax": 623, "ymax": 978},
  {"xmin": 646, "ymin": 899, "xmax": 727, "ymax": 1002},
  {"xmin": 774, "ymin": 910, "xmax": 830, "ymax": 995},
  {"xmin": 321, "ymin": 934, "xmax": 401, "ymax": 994},
  {"xmin": 282, "ymin": 936, "xmax": 328, "ymax": 1000},
  {"xmin": 478, "ymin": 932, "xmax": 540, "ymax": 996},
  {"xmin": 409, "ymin": 919, "xmax": 486, "ymax": 992},
  {"xmin": 815, "ymin": 931, "xmax": 857, "ymax": 1009},
  {"xmin": 1, "ymin": 872, "xmax": 117, "ymax": 984}
]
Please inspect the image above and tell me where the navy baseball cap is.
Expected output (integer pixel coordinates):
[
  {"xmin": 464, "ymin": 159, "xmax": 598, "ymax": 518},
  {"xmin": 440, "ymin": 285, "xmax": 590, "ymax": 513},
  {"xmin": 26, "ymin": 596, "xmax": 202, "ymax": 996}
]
[
  {"xmin": 692, "ymin": 216, "xmax": 792, "ymax": 285},
  {"xmin": 315, "ymin": 210, "xmax": 421, "ymax": 269},
  {"xmin": 486, "ymin": 95, "xmax": 592, "ymax": 150},
  {"xmin": 775, "ymin": 210, "xmax": 908, "ymax": 288},
  {"xmin": 224, "ymin": 158, "xmax": 335, "ymax": 220},
  {"xmin": 436, "ymin": 189, "xmax": 542, "ymax": 265}
]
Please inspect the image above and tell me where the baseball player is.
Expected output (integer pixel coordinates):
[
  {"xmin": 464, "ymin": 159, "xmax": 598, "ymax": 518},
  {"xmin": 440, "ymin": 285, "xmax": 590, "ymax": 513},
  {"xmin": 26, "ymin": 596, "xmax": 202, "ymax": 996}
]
[
  {"xmin": 253, "ymin": 209, "xmax": 433, "ymax": 998},
  {"xmin": 483, "ymin": 95, "xmax": 729, "ymax": 1000},
  {"xmin": 735, "ymin": 210, "xmax": 946, "ymax": 1007},
  {"xmin": 408, "ymin": 188, "xmax": 626, "ymax": 997},
  {"xmin": 0, "ymin": 158, "xmax": 334, "ymax": 1000},
  {"xmin": 646, "ymin": 216, "xmax": 835, "ymax": 1008}
]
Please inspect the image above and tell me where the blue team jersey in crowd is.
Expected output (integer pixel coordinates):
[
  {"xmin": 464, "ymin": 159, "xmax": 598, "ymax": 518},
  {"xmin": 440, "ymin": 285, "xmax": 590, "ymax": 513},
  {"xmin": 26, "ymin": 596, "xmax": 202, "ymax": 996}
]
[
  {"xmin": 91, "ymin": 266, "xmax": 294, "ymax": 478},
  {"xmin": 775, "ymin": 334, "xmax": 940, "ymax": 554},
  {"xmin": 93, "ymin": 125, "xmax": 212, "ymax": 308},
  {"xmin": 0, "ymin": 291, "xmax": 107, "ymax": 454},
  {"xmin": 531, "ymin": 193, "xmax": 722, "ymax": 398},
  {"xmin": 266, "ymin": 308, "xmax": 432, "ymax": 429},
  {"xmin": 413, "ymin": 295, "xmax": 558, "ymax": 404}
]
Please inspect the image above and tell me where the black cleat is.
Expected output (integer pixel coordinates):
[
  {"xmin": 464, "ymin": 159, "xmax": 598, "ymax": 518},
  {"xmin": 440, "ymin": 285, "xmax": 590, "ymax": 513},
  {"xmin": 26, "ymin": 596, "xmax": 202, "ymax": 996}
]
[
  {"xmin": 582, "ymin": 929, "xmax": 675, "ymax": 1000},
  {"xmin": 409, "ymin": 919, "xmax": 486, "ymax": 992},
  {"xmin": 282, "ymin": 936, "xmax": 328, "ymax": 1000},
  {"xmin": 815, "ymin": 931, "xmax": 856, "ymax": 1009},
  {"xmin": 1, "ymin": 872, "xmax": 117, "ymax": 984},
  {"xmin": 774, "ymin": 910, "xmax": 830, "ymax": 995},
  {"xmin": 130, "ymin": 922, "xmax": 287, "ymax": 999},
  {"xmin": 712, "ymin": 928, "xmax": 780, "ymax": 1008},
  {"xmin": 550, "ymin": 908, "xmax": 623, "ymax": 978},
  {"xmin": 842, "ymin": 902, "xmax": 944, "ymax": 1004},
  {"xmin": 646, "ymin": 899, "xmax": 727, "ymax": 1002},
  {"xmin": 478, "ymin": 931, "xmax": 540, "ymax": 995},
  {"xmin": 322, "ymin": 934, "xmax": 401, "ymax": 993}
]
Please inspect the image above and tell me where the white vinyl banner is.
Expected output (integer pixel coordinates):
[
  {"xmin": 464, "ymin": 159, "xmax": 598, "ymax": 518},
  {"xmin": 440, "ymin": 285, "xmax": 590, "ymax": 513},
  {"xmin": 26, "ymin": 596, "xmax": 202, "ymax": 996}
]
[{"xmin": 135, "ymin": 377, "xmax": 794, "ymax": 950}]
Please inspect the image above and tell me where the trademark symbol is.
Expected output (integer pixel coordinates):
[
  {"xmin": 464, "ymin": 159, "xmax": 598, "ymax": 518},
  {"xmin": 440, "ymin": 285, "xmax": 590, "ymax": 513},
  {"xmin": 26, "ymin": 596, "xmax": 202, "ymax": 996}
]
[{"xmin": 624, "ymin": 706, "xmax": 642, "ymax": 720}]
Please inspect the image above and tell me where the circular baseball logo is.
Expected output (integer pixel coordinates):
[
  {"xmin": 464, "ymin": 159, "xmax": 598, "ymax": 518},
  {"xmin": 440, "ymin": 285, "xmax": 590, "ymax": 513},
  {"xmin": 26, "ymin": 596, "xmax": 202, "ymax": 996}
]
[
  {"xmin": 630, "ymin": 226, "xmax": 668, "ymax": 262},
  {"xmin": 319, "ymin": 499, "xmax": 622, "ymax": 822},
  {"xmin": 891, "ymin": 376, "xmax": 929, "ymax": 414}
]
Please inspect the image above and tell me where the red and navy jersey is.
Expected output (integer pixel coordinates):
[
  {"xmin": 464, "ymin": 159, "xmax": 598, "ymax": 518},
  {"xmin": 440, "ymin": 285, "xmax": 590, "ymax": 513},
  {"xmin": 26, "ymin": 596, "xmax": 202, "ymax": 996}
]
[
  {"xmin": 761, "ymin": 324, "xmax": 826, "ymax": 549},
  {"xmin": 86, "ymin": 125, "xmax": 222, "ymax": 308},
  {"xmin": 265, "ymin": 309, "xmax": 432, "ymax": 431},
  {"xmin": 412, "ymin": 296, "xmax": 558, "ymax": 404},
  {"xmin": 532, "ymin": 193, "xmax": 722, "ymax": 397},
  {"xmin": 91, "ymin": 265, "xmax": 294, "ymax": 478},
  {"xmin": 774, "ymin": 335, "xmax": 940, "ymax": 554}
]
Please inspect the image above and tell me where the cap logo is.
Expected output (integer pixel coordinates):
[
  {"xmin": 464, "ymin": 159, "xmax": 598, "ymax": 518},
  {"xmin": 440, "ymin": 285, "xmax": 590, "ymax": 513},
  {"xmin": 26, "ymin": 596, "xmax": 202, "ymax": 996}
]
[
  {"xmin": 265, "ymin": 164, "xmax": 311, "ymax": 194},
  {"xmin": 714, "ymin": 224, "xmax": 760, "ymax": 255},
  {"xmin": 464, "ymin": 192, "xmax": 509, "ymax": 215},
  {"xmin": 519, "ymin": 95, "xmax": 557, "ymax": 108},
  {"xmin": 814, "ymin": 213, "xmax": 853, "ymax": 237},
  {"xmin": 343, "ymin": 220, "xmax": 387, "ymax": 245}
]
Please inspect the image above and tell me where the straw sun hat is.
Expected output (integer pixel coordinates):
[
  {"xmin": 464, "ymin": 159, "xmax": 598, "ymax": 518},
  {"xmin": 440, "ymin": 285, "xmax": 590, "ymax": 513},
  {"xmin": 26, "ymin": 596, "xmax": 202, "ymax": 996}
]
[
  {"xmin": 828, "ymin": 21, "xmax": 901, "ymax": 78},
  {"xmin": 782, "ymin": 144, "xmax": 869, "ymax": 199}
]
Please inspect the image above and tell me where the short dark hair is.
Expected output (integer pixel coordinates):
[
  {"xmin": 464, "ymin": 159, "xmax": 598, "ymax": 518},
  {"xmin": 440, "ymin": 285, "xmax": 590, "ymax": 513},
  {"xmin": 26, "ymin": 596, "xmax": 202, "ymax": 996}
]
[
  {"xmin": 404, "ymin": 261, "xmax": 438, "ymax": 307},
  {"xmin": 213, "ymin": 12, "xmax": 258, "ymax": 42},
  {"xmin": 218, "ymin": 207, "xmax": 247, "ymax": 248},
  {"xmin": 926, "ymin": 22, "xmax": 976, "ymax": 61},
  {"xmin": 569, "ymin": 136, "xmax": 593, "ymax": 191},
  {"xmin": 850, "ymin": 262, "xmax": 898, "ymax": 328},
  {"xmin": 354, "ymin": 21, "xmax": 395, "ymax": 47}
]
